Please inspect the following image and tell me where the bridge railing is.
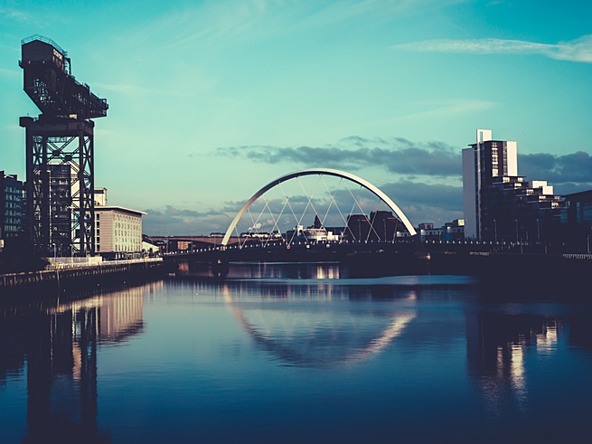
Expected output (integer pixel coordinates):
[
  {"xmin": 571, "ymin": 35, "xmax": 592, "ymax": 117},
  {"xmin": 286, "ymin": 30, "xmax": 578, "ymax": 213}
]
[
  {"xmin": 162, "ymin": 238, "xmax": 591, "ymax": 257},
  {"xmin": 46, "ymin": 257, "xmax": 163, "ymax": 271}
]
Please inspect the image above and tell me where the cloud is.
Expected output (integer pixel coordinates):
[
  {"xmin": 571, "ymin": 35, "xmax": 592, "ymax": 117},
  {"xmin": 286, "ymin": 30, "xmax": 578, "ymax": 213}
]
[
  {"xmin": 142, "ymin": 206, "xmax": 230, "ymax": 236},
  {"xmin": 216, "ymin": 136, "xmax": 592, "ymax": 187},
  {"xmin": 519, "ymin": 151, "xmax": 592, "ymax": 185},
  {"xmin": 93, "ymin": 82, "xmax": 172, "ymax": 96},
  {"xmin": 400, "ymin": 99, "xmax": 498, "ymax": 121},
  {"xmin": 161, "ymin": 138, "xmax": 592, "ymax": 235},
  {"xmin": 0, "ymin": 67, "xmax": 19, "ymax": 78},
  {"xmin": 123, "ymin": 0, "xmax": 466, "ymax": 53},
  {"xmin": 0, "ymin": 6, "xmax": 31, "ymax": 23},
  {"xmin": 394, "ymin": 34, "xmax": 592, "ymax": 63},
  {"xmin": 380, "ymin": 180, "xmax": 462, "ymax": 211},
  {"xmin": 215, "ymin": 136, "xmax": 461, "ymax": 177}
]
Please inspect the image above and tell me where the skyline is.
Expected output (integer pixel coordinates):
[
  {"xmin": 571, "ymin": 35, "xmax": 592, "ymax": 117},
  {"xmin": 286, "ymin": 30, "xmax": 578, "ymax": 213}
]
[{"xmin": 1, "ymin": 0, "xmax": 591, "ymax": 235}]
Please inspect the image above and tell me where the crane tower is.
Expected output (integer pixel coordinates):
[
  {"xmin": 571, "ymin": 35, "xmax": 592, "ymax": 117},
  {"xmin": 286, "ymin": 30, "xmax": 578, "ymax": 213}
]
[{"xmin": 19, "ymin": 35, "xmax": 108, "ymax": 256}]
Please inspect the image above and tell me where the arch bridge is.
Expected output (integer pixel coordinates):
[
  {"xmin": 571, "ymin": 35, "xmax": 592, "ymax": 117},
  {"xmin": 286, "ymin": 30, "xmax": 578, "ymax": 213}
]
[
  {"xmin": 165, "ymin": 169, "xmax": 429, "ymax": 276},
  {"xmin": 222, "ymin": 168, "xmax": 417, "ymax": 249}
]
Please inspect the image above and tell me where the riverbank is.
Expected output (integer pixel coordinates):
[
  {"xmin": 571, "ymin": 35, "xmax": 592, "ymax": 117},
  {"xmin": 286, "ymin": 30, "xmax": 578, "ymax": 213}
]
[{"xmin": 0, "ymin": 258, "xmax": 173, "ymax": 298}]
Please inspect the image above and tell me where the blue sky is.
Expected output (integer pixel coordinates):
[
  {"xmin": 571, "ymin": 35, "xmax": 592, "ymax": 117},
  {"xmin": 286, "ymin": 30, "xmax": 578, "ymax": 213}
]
[{"xmin": 1, "ymin": 0, "xmax": 591, "ymax": 235}]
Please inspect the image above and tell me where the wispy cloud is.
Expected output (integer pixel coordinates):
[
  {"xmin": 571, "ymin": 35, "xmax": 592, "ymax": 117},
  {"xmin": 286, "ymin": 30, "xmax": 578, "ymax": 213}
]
[
  {"xmin": 92, "ymin": 82, "xmax": 173, "ymax": 96},
  {"xmin": 121, "ymin": 0, "xmax": 278, "ymax": 52},
  {"xmin": 400, "ymin": 99, "xmax": 497, "ymax": 121},
  {"xmin": 0, "ymin": 6, "xmax": 31, "ymax": 23},
  {"xmin": 0, "ymin": 67, "xmax": 19, "ymax": 78},
  {"xmin": 394, "ymin": 34, "xmax": 592, "ymax": 63},
  {"xmin": 123, "ymin": 0, "xmax": 465, "ymax": 52},
  {"xmin": 295, "ymin": 0, "xmax": 464, "ymax": 29}
]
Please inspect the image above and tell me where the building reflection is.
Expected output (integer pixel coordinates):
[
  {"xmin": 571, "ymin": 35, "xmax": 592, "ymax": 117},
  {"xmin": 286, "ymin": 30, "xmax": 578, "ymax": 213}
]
[
  {"xmin": 0, "ymin": 282, "xmax": 158, "ymax": 443},
  {"xmin": 182, "ymin": 261, "xmax": 346, "ymax": 280},
  {"xmin": 466, "ymin": 310, "xmax": 571, "ymax": 414}
]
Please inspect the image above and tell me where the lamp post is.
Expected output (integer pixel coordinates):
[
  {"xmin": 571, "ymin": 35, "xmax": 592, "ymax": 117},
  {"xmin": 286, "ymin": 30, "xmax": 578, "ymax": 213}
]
[
  {"xmin": 493, "ymin": 219, "xmax": 497, "ymax": 243},
  {"xmin": 515, "ymin": 219, "xmax": 519, "ymax": 243}
]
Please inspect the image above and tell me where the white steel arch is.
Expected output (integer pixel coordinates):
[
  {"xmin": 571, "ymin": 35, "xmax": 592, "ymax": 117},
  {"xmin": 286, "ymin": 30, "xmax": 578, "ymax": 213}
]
[{"xmin": 222, "ymin": 168, "xmax": 417, "ymax": 247}]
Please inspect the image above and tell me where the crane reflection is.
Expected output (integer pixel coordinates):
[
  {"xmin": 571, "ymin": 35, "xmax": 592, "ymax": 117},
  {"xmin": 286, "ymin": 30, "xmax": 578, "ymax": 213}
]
[{"xmin": 0, "ymin": 282, "xmax": 161, "ymax": 443}]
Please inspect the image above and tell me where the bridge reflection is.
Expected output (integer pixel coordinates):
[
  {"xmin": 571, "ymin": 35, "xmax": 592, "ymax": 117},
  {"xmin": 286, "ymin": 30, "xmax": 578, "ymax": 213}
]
[
  {"xmin": 2, "ymin": 277, "xmax": 592, "ymax": 441},
  {"xmin": 221, "ymin": 283, "xmax": 417, "ymax": 368}
]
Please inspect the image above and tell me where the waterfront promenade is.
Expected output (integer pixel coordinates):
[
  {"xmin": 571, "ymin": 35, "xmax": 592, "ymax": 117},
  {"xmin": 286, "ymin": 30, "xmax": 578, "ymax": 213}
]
[{"xmin": 0, "ymin": 257, "xmax": 168, "ymax": 296}]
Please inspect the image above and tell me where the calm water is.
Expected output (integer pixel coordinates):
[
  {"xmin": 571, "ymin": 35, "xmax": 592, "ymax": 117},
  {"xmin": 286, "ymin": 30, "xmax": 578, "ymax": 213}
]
[{"xmin": 1, "ymin": 263, "xmax": 592, "ymax": 443}]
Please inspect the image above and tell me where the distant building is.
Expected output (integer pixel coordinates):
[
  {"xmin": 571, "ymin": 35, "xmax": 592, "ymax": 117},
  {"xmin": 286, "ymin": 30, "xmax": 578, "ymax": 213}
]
[
  {"xmin": 561, "ymin": 190, "xmax": 592, "ymax": 252},
  {"xmin": 345, "ymin": 211, "xmax": 410, "ymax": 242},
  {"xmin": 418, "ymin": 223, "xmax": 441, "ymax": 242},
  {"xmin": 369, "ymin": 211, "xmax": 403, "ymax": 242},
  {"xmin": 142, "ymin": 235, "xmax": 160, "ymax": 256},
  {"xmin": 286, "ymin": 216, "xmax": 341, "ymax": 243},
  {"xmin": 94, "ymin": 187, "xmax": 108, "ymax": 206},
  {"xmin": 345, "ymin": 214, "xmax": 372, "ymax": 242},
  {"xmin": 462, "ymin": 129, "xmax": 517, "ymax": 240},
  {"xmin": 462, "ymin": 129, "xmax": 566, "ymax": 243},
  {"xmin": 0, "ymin": 171, "xmax": 25, "ymax": 240},
  {"xmin": 417, "ymin": 220, "xmax": 465, "ymax": 242},
  {"xmin": 442, "ymin": 219, "xmax": 465, "ymax": 242},
  {"xmin": 95, "ymin": 206, "xmax": 146, "ymax": 259}
]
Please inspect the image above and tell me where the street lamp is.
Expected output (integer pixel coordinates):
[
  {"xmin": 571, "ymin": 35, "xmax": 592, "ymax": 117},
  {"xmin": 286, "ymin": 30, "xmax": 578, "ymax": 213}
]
[
  {"xmin": 515, "ymin": 219, "xmax": 519, "ymax": 243},
  {"xmin": 493, "ymin": 219, "xmax": 497, "ymax": 243}
]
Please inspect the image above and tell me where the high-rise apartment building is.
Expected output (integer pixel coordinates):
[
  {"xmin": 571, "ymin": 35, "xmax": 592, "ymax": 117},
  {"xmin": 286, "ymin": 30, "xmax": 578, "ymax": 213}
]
[
  {"xmin": 462, "ymin": 129, "xmax": 565, "ymax": 243},
  {"xmin": 462, "ymin": 129, "xmax": 518, "ymax": 240}
]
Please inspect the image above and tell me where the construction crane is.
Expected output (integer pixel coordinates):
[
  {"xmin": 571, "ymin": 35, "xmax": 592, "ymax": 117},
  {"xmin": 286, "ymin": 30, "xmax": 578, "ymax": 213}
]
[
  {"xmin": 20, "ymin": 35, "xmax": 108, "ymax": 120},
  {"xmin": 20, "ymin": 35, "xmax": 108, "ymax": 257}
]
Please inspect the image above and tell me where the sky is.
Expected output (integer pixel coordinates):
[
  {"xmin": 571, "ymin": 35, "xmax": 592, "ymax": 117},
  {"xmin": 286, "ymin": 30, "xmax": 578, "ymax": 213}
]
[{"xmin": 1, "ymin": 0, "xmax": 591, "ymax": 236}]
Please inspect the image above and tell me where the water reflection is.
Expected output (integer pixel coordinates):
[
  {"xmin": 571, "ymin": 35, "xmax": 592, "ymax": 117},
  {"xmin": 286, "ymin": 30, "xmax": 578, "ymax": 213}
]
[
  {"xmin": 178, "ymin": 264, "xmax": 431, "ymax": 368},
  {"xmin": 2, "ymin": 268, "xmax": 592, "ymax": 443},
  {"xmin": 465, "ymin": 307, "xmax": 592, "ymax": 424},
  {"xmin": 220, "ymin": 282, "xmax": 417, "ymax": 367},
  {"xmin": 184, "ymin": 261, "xmax": 347, "ymax": 280},
  {"xmin": 0, "ymin": 282, "xmax": 161, "ymax": 443}
]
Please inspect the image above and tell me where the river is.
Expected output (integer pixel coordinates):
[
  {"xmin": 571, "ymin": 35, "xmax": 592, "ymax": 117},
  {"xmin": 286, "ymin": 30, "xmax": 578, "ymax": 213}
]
[{"xmin": 1, "ymin": 263, "xmax": 591, "ymax": 443}]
